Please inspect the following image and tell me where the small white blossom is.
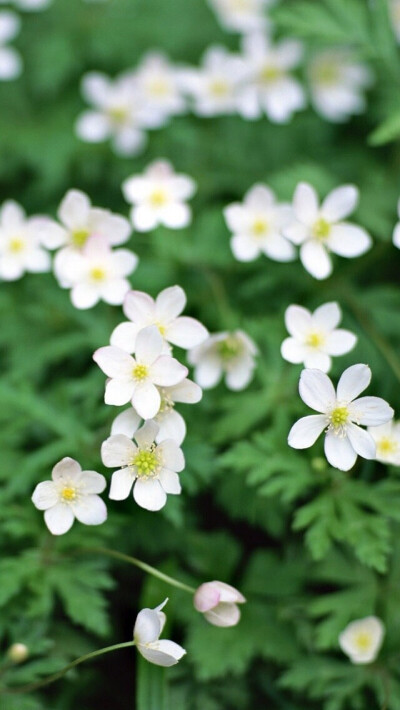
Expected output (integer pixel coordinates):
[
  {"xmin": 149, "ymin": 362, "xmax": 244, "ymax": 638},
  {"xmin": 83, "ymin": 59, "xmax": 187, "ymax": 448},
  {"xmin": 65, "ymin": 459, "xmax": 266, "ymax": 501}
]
[
  {"xmin": 94, "ymin": 326, "xmax": 188, "ymax": 419},
  {"xmin": 102, "ymin": 420, "xmax": 184, "ymax": 511},
  {"xmin": 194, "ymin": 581, "xmax": 246, "ymax": 627},
  {"xmin": 339, "ymin": 617, "xmax": 385, "ymax": 665},
  {"xmin": 0, "ymin": 11, "xmax": 22, "ymax": 80},
  {"xmin": 75, "ymin": 72, "xmax": 161, "ymax": 157},
  {"xmin": 368, "ymin": 420, "xmax": 400, "ymax": 465},
  {"xmin": 111, "ymin": 285, "xmax": 208, "ymax": 354},
  {"xmin": 178, "ymin": 46, "xmax": 251, "ymax": 117},
  {"xmin": 111, "ymin": 378, "xmax": 202, "ymax": 446},
  {"xmin": 283, "ymin": 182, "xmax": 372, "ymax": 280},
  {"xmin": 224, "ymin": 184, "xmax": 295, "ymax": 262},
  {"xmin": 188, "ymin": 330, "xmax": 258, "ymax": 390},
  {"xmin": 133, "ymin": 51, "xmax": 187, "ymax": 122},
  {"xmin": 308, "ymin": 50, "xmax": 373, "ymax": 123},
  {"xmin": 134, "ymin": 599, "xmax": 186, "ymax": 666},
  {"xmin": 288, "ymin": 364, "xmax": 394, "ymax": 471},
  {"xmin": 281, "ymin": 302, "xmax": 357, "ymax": 373},
  {"xmin": 240, "ymin": 33, "xmax": 306, "ymax": 123},
  {"xmin": 0, "ymin": 200, "xmax": 53, "ymax": 280},
  {"xmin": 54, "ymin": 236, "xmax": 137, "ymax": 310},
  {"xmin": 390, "ymin": 0, "xmax": 400, "ymax": 42},
  {"xmin": 207, "ymin": 0, "xmax": 272, "ymax": 34},
  {"xmin": 122, "ymin": 160, "xmax": 196, "ymax": 231},
  {"xmin": 31, "ymin": 457, "xmax": 107, "ymax": 535}
]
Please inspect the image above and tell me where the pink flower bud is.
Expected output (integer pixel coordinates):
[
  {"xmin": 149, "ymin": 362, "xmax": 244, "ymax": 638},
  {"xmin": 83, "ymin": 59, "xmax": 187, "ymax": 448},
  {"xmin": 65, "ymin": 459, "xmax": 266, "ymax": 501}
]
[{"xmin": 193, "ymin": 580, "xmax": 246, "ymax": 628}]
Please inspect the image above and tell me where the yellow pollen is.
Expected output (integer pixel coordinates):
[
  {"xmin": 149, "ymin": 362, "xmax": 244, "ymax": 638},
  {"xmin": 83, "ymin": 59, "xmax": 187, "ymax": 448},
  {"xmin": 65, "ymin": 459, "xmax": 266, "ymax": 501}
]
[
  {"xmin": 330, "ymin": 406, "xmax": 349, "ymax": 428},
  {"xmin": 9, "ymin": 237, "xmax": 25, "ymax": 253},
  {"xmin": 306, "ymin": 331, "xmax": 325, "ymax": 348},
  {"xmin": 90, "ymin": 266, "xmax": 106, "ymax": 281},
  {"xmin": 252, "ymin": 218, "xmax": 268, "ymax": 236},
  {"xmin": 156, "ymin": 322, "xmax": 166, "ymax": 336},
  {"xmin": 313, "ymin": 218, "xmax": 331, "ymax": 240},
  {"xmin": 209, "ymin": 79, "xmax": 230, "ymax": 97},
  {"xmin": 61, "ymin": 486, "xmax": 76, "ymax": 501},
  {"xmin": 260, "ymin": 65, "xmax": 282, "ymax": 83},
  {"xmin": 72, "ymin": 228, "xmax": 90, "ymax": 248},
  {"xmin": 149, "ymin": 189, "xmax": 167, "ymax": 207},
  {"xmin": 314, "ymin": 63, "xmax": 340, "ymax": 86},
  {"xmin": 108, "ymin": 106, "xmax": 128, "ymax": 123},
  {"xmin": 354, "ymin": 632, "xmax": 372, "ymax": 652},
  {"xmin": 133, "ymin": 449, "xmax": 159, "ymax": 477},
  {"xmin": 158, "ymin": 388, "xmax": 174, "ymax": 416},
  {"xmin": 377, "ymin": 437, "xmax": 398, "ymax": 455},
  {"xmin": 133, "ymin": 363, "xmax": 148, "ymax": 381},
  {"xmin": 147, "ymin": 78, "xmax": 169, "ymax": 97},
  {"xmin": 218, "ymin": 337, "xmax": 241, "ymax": 360}
]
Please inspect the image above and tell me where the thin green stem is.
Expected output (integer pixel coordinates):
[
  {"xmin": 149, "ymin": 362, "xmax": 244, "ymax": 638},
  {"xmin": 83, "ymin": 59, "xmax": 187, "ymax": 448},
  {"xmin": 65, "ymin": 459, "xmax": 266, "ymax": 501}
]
[
  {"xmin": 2, "ymin": 640, "xmax": 136, "ymax": 695},
  {"xmin": 79, "ymin": 547, "xmax": 196, "ymax": 595}
]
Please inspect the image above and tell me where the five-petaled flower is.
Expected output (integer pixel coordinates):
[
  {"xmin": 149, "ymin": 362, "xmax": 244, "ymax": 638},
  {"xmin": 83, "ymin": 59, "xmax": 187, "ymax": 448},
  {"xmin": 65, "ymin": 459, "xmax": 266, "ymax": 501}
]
[
  {"xmin": 194, "ymin": 581, "xmax": 246, "ymax": 627},
  {"xmin": 281, "ymin": 302, "xmax": 357, "ymax": 373},
  {"xmin": 188, "ymin": 330, "xmax": 258, "ymax": 390},
  {"xmin": 134, "ymin": 599, "xmax": 186, "ymax": 666},
  {"xmin": 288, "ymin": 364, "xmax": 394, "ymax": 471},
  {"xmin": 368, "ymin": 420, "xmax": 400, "ymax": 465},
  {"xmin": 31, "ymin": 457, "xmax": 107, "ymax": 535},
  {"xmin": 101, "ymin": 420, "xmax": 185, "ymax": 511},
  {"xmin": 339, "ymin": 616, "xmax": 385, "ymax": 665},
  {"xmin": 0, "ymin": 200, "xmax": 53, "ymax": 281}
]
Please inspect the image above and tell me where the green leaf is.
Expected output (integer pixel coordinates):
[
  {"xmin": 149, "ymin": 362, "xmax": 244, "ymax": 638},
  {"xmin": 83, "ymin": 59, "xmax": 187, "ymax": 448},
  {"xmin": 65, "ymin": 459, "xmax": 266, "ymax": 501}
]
[{"xmin": 136, "ymin": 656, "xmax": 169, "ymax": 710}]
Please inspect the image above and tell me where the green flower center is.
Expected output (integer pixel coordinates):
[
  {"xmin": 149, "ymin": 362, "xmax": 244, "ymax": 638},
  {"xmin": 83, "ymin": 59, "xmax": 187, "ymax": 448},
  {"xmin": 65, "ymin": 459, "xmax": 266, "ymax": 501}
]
[
  {"xmin": 313, "ymin": 218, "xmax": 331, "ymax": 240},
  {"xmin": 72, "ymin": 228, "xmax": 90, "ymax": 247},
  {"xmin": 133, "ymin": 449, "xmax": 159, "ymax": 477},
  {"xmin": 217, "ymin": 337, "xmax": 242, "ymax": 361}
]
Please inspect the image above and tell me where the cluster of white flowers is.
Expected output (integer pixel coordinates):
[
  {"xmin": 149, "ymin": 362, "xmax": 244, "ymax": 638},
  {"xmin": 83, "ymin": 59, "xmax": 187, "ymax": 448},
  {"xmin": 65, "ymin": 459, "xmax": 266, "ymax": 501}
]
[{"xmin": 0, "ymin": 10, "xmax": 21, "ymax": 81}]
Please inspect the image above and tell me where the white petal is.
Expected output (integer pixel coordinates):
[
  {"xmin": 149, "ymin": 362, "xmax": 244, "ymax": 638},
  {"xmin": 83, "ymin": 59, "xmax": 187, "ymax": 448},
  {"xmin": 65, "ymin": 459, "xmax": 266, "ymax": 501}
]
[
  {"xmin": 131, "ymin": 205, "xmax": 159, "ymax": 232},
  {"xmin": 283, "ymin": 221, "xmax": 308, "ymax": 245},
  {"xmin": 75, "ymin": 111, "xmax": 111, "ymax": 143},
  {"xmin": 160, "ymin": 203, "xmax": 191, "ymax": 229},
  {"xmin": 44, "ymin": 504, "xmax": 75, "ymax": 535},
  {"xmin": 110, "ymin": 322, "xmax": 140, "ymax": 354},
  {"xmin": 194, "ymin": 357, "xmax": 222, "ymax": 389},
  {"xmin": 93, "ymin": 346, "xmax": 134, "ymax": 377},
  {"xmin": 58, "ymin": 189, "xmax": 91, "ymax": 230},
  {"xmin": 166, "ymin": 316, "xmax": 208, "ymax": 349},
  {"xmin": 79, "ymin": 471, "xmax": 107, "ymax": 494},
  {"xmin": 0, "ymin": 11, "xmax": 20, "ymax": 43},
  {"xmin": 303, "ymin": 351, "xmax": 331, "ymax": 372},
  {"xmin": 138, "ymin": 640, "xmax": 186, "ymax": 666},
  {"xmin": 324, "ymin": 432, "xmax": 357, "ymax": 471},
  {"xmin": 393, "ymin": 223, "xmax": 400, "ymax": 249},
  {"xmin": 321, "ymin": 185, "xmax": 359, "ymax": 222},
  {"xmin": 312, "ymin": 302, "xmax": 341, "ymax": 331},
  {"xmin": 123, "ymin": 290, "xmax": 155, "ymax": 324},
  {"xmin": 0, "ymin": 256, "xmax": 24, "ymax": 281},
  {"xmin": 109, "ymin": 467, "xmax": 135, "ymax": 500},
  {"xmin": 204, "ymin": 603, "xmax": 241, "ymax": 628},
  {"xmin": 349, "ymin": 396, "xmax": 394, "ymax": 426},
  {"xmin": 293, "ymin": 182, "xmax": 319, "ymax": 225},
  {"xmin": 223, "ymin": 204, "xmax": 248, "ymax": 233},
  {"xmin": 72, "ymin": 495, "xmax": 107, "ymax": 526},
  {"xmin": 155, "ymin": 285, "xmax": 186, "ymax": 322},
  {"xmin": 150, "ymin": 356, "xmax": 188, "ymax": 386},
  {"xmin": 300, "ymin": 240, "xmax": 332, "ymax": 280},
  {"xmin": 159, "ymin": 468, "xmax": 181, "ymax": 494},
  {"xmin": 135, "ymin": 326, "xmax": 163, "ymax": 364},
  {"xmin": 113, "ymin": 127, "xmax": 146, "ymax": 157},
  {"xmin": 156, "ymin": 440, "xmax": 185, "ymax": 472},
  {"xmin": 134, "ymin": 608, "xmax": 161, "ymax": 645},
  {"xmin": 30, "ymin": 218, "xmax": 67, "ymax": 250},
  {"xmin": 111, "ymin": 408, "xmax": 142, "ymax": 437},
  {"xmin": 230, "ymin": 234, "xmax": 260, "ymax": 262},
  {"xmin": 132, "ymin": 381, "xmax": 161, "ymax": 419},
  {"xmin": 167, "ymin": 378, "xmax": 202, "ymax": 403},
  {"xmin": 133, "ymin": 478, "xmax": 167, "ymax": 511},
  {"xmin": 156, "ymin": 410, "xmax": 186, "ymax": 445},
  {"xmin": 346, "ymin": 424, "xmax": 376, "ymax": 459},
  {"xmin": 324, "ymin": 330, "xmax": 357, "ymax": 356},
  {"xmin": 262, "ymin": 233, "xmax": 296, "ymax": 262},
  {"xmin": 134, "ymin": 419, "xmax": 159, "ymax": 448},
  {"xmin": 299, "ymin": 369, "xmax": 336, "ymax": 412},
  {"xmin": 0, "ymin": 199, "xmax": 24, "ymax": 227},
  {"xmin": 70, "ymin": 283, "xmax": 100, "ymax": 310},
  {"xmin": 288, "ymin": 414, "xmax": 327, "ymax": 448},
  {"xmin": 281, "ymin": 338, "xmax": 306, "ymax": 364},
  {"xmin": 100, "ymin": 277, "xmax": 131, "ymax": 306},
  {"xmin": 52, "ymin": 457, "xmax": 81, "ymax": 483},
  {"xmin": 0, "ymin": 46, "xmax": 22, "ymax": 80},
  {"xmin": 105, "ymin": 377, "xmax": 135, "ymax": 406},
  {"xmin": 327, "ymin": 224, "xmax": 372, "ymax": 257},
  {"xmin": 284, "ymin": 305, "xmax": 312, "ymax": 338},
  {"xmin": 337, "ymin": 363, "xmax": 371, "ymax": 402},
  {"xmin": 31, "ymin": 481, "xmax": 59, "ymax": 510},
  {"xmin": 225, "ymin": 358, "xmax": 254, "ymax": 391},
  {"xmin": 101, "ymin": 434, "xmax": 137, "ymax": 467}
]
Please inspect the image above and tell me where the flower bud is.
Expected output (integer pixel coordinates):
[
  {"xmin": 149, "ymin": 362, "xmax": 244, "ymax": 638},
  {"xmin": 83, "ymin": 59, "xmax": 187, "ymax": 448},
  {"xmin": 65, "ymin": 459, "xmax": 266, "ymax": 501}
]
[
  {"xmin": 194, "ymin": 581, "xmax": 246, "ymax": 628},
  {"xmin": 8, "ymin": 643, "xmax": 29, "ymax": 663}
]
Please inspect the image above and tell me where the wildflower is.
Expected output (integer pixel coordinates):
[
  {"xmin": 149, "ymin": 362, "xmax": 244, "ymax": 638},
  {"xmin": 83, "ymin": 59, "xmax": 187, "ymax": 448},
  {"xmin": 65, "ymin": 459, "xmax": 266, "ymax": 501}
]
[
  {"xmin": 102, "ymin": 420, "xmax": 184, "ymax": 511},
  {"xmin": 368, "ymin": 420, "xmax": 400, "ymax": 465},
  {"xmin": 308, "ymin": 50, "xmax": 373, "ymax": 123},
  {"xmin": 0, "ymin": 200, "xmax": 53, "ymax": 280},
  {"xmin": 188, "ymin": 330, "xmax": 258, "ymax": 390},
  {"xmin": 288, "ymin": 364, "xmax": 394, "ymax": 471},
  {"xmin": 110, "ymin": 285, "xmax": 208, "ymax": 353},
  {"xmin": 134, "ymin": 599, "xmax": 186, "ymax": 666},
  {"xmin": 178, "ymin": 46, "xmax": 251, "ymax": 117},
  {"xmin": 93, "ymin": 326, "xmax": 188, "ymax": 419},
  {"xmin": 54, "ymin": 236, "xmax": 137, "ymax": 310},
  {"xmin": 122, "ymin": 159, "xmax": 196, "ymax": 231},
  {"xmin": 31, "ymin": 457, "xmax": 107, "ymax": 535},
  {"xmin": 240, "ymin": 33, "xmax": 305, "ymax": 123},
  {"xmin": 207, "ymin": 0, "xmax": 272, "ymax": 34},
  {"xmin": 339, "ymin": 617, "xmax": 385, "ymax": 664},
  {"xmin": 194, "ymin": 581, "xmax": 246, "ymax": 627},
  {"xmin": 283, "ymin": 182, "xmax": 372, "ymax": 280},
  {"xmin": 223, "ymin": 183, "xmax": 295, "ymax": 262},
  {"xmin": 133, "ymin": 51, "xmax": 187, "ymax": 122},
  {"xmin": 0, "ymin": 10, "xmax": 22, "ymax": 80},
  {"xmin": 111, "ymin": 378, "xmax": 202, "ymax": 446},
  {"xmin": 281, "ymin": 302, "xmax": 357, "ymax": 373}
]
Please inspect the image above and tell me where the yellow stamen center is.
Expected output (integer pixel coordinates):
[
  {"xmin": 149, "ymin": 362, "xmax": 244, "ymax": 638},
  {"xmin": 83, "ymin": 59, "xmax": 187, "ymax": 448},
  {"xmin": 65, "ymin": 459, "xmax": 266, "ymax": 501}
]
[
  {"xmin": 90, "ymin": 267, "xmax": 106, "ymax": 281},
  {"xmin": 155, "ymin": 322, "xmax": 166, "ymax": 336},
  {"xmin": 72, "ymin": 228, "xmax": 90, "ymax": 248},
  {"xmin": 313, "ymin": 63, "xmax": 340, "ymax": 86},
  {"xmin": 149, "ymin": 189, "xmax": 167, "ymax": 207},
  {"xmin": 377, "ymin": 437, "xmax": 398, "ymax": 455},
  {"xmin": 133, "ymin": 449, "xmax": 159, "ymax": 477},
  {"xmin": 354, "ymin": 632, "xmax": 372, "ymax": 652},
  {"xmin": 133, "ymin": 364, "xmax": 148, "ymax": 381},
  {"xmin": 328, "ymin": 406, "xmax": 349, "ymax": 435},
  {"xmin": 252, "ymin": 218, "xmax": 268, "ymax": 236},
  {"xmin": 147, "ymin": 78, "xmax": 169, "ymax": 97},
  {"xmin": 157, "ymin": 388, "xmax": 174, "ymax": 417},
  {"xmin": 313, "ymin": 218, "xmax": 331, "ymax": 240},
  {"xmin": 209, "ymin": 79, "xmax": 230, "ymax": 97},
  {"xmin": 9, "ymin": 237, "xmax": 25, "ymax": 253},
  {"xmin": 306, "ymin": 331, "xmax": 325, "ymax": 348},
  {"xmin": 61, "ymin": 486, "xmax": 77, "ymax": 501},
  {"xmin": 108, "ymin": 106, "xmax": 128, "ymax": 123},
  {"xmin": 260, "ymin": 65, "xmax": 282, "ymax": 83}
]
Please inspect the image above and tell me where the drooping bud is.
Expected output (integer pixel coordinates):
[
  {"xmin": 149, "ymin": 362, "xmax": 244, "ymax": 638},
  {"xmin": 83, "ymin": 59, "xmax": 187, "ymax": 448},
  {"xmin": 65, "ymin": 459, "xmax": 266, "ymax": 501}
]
[
  {"xmin": 8, "ymin": 643, "xmax": 29, "ymax": 663},
  {"xmin": 193, "ymin": 581, "xmax": 246, "ymax": 628}
]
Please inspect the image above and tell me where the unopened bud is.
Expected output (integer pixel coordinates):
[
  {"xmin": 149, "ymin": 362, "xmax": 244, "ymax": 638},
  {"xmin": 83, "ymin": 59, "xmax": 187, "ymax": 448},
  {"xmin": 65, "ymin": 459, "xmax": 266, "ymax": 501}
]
[
  {"xmin": 8, "ymin": 643, "xmax": 29, "ymax": 663},
  {"xmin": 193, "ymin": 581, "xmax": 246, "ymax": 628}
]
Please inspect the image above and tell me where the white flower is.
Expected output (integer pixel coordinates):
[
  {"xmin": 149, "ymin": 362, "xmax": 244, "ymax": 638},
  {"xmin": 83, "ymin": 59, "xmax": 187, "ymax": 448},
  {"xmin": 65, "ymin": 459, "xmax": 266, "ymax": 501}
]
[
  {"xmin": 281, "ymin": 302, "xmax": 357, "ymax": 373},
  {"xmin": 133, "ymin": 51, "xmax": 187, "ymax": 122},
  {"xmin": 288, "ymin": 364, "xmax": 394, "ymax": 471},
  {"xmin": 134, "ymin": 599, "xmax": 186, "ymax": 666},
  {"xmin": 390, "ymin": 0, "xmax": 400, "ymax": 42},
  {"xmin": 339, "ymin": 617, "xmax": 385, "ymax": 665},
  {"xmin": 31, "ymin": 457, "xmax": 107, "ymax": 535},
  {"xmin": 122, "ymin": 159, "xmax": 196, "ymax": 231},
  {"xmin": 178, "ymin": 46, "xmax": 251, "ymax": 117},
  {"xmin": 0, "ymin": 11, "xmax": 22, "ymax": 81},
  {"xmin": 102, "ymin": 420, "xmax": 184, "ymax": 511},
  {"xmin": 75, "ymin": 72, "xmax": 161, "ymax": 157},
  {"xmin": 207, "ymin": 0, "xmax": 273, "ymax": 34},
  {"xmin": 283, "ymin": 182, "xmax": 372, "ymax": 280},
  {"xmin": 0, "ymin": 200, "xmax": 53, "ymax": 280},
  {"xmin": 240, "ymin": 33, "xmax": 305, "ymax": 123},
  {"xmin": 1, "ymin": 0, "xmax": 51, "ymax": 10},
  {"xmin": 224, "ymin": 184, "xmax": 295, "ymax": 262},
  {"xmin": 194, "ymin": 581, "xmax": 246, "ymax": 627},
  {"xmin": 93, "ymin": 326, "xmax": 188, "ymax": 419},
  {"xmin": 111, "ymin": 285, "xmax": 208, "ymax": 354},
  {"xmin": 188, "ymin": 330, "xmax": 258, "ymax": 390},
  {"xmin": 392, "ymin": 197, "xmax": 400, "ymax": 249},
  {"xmin": 368, "ymin": 420, "xmax": 400, "ymax": 465},
  {"xmin": 54, "ymin": 236, "xmax": 137, "ymax": 310},
  {"xmin": 111, "ymin": 378, "xmax": 202, "ymax": 446}
]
